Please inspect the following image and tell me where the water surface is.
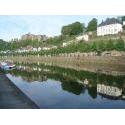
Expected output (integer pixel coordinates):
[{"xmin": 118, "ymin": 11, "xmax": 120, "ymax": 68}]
[{"xmin": 6, "ymin": 62, "xmax": 125, "ymax": 108}]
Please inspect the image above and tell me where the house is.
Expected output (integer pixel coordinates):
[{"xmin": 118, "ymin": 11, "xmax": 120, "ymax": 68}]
[
  {"xmin": 38, "ymin": 47, "xmax": 41, "ymax": 51},
  {"xmin": 26, "ymin": 45, "xmax": 33, "ymax": 51},
  {"xmin": 97, "ymin": 18, "xmax": 123, "ymax": 36},
  {"xmin": 42, "ymin": 47, "xmax": 50, "ymax": 50},
  {"xmin": 62, "ymin": 40, "xmax": 74, "ymax": 47},
  {"xmin": 62, "ymin": 42, "xmax": 70, "ymax": 47},
  {"xmin": 33, "ymin": 48, "xmax": 38, "ymax": 52},
  {"xmin": 76, "ymin": 34, "xmax": 89, "ymax": 41}
]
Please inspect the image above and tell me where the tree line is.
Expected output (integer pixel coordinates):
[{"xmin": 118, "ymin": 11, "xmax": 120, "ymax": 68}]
[{"xmin": 61, "ymin": 18, "xmax": 97, "ymax": 36}]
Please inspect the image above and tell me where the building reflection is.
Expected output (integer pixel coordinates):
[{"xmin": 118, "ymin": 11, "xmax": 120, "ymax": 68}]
[{"xmin": 97, "ymin": 84, "xmax": 122, "ymax": 99}]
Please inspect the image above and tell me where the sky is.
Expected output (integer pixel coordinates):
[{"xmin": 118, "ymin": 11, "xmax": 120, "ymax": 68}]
[{"xmin": 0, "ymin": 15, "xmax": 115, "ymax": 41}]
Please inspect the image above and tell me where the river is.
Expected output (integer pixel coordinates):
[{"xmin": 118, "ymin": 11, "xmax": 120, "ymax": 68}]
[{"xmin": 4, "ymin": 61, "xmax": 125, "ymax": 108}]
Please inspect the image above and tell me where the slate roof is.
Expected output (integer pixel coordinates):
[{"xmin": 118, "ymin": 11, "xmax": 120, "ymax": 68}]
[{"xmin": 98, "ymin": 18, "xmax": 122, "ymax": 27}]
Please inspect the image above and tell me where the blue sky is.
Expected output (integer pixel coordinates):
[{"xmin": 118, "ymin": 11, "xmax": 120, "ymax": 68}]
[{"xmin": 0, "ymin": 15, "xmax": 115, "ymax": 41}]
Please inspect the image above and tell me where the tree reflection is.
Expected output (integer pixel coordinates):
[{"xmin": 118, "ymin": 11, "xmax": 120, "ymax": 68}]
[
  {"xmin": 6, "ymin": 62, "xmax": 125, "ymax": 100},
  {"xmin": 61, "ymin": 81, "xmax": 83, "ymax": 95},
  {"xmin": 88, "ymin": 86, "xmax": 97, "ymax": 99}
]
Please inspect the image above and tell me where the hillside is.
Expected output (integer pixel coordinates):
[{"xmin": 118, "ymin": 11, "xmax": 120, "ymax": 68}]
[{"xmin": 0, "ymin": 33, "xmax": 125, "ymax": 57}]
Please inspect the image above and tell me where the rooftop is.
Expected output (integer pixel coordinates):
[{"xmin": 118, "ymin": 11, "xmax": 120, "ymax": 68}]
[{"xmin": 98, "ymin": 18, "xmax": 122, "ymax": 27}]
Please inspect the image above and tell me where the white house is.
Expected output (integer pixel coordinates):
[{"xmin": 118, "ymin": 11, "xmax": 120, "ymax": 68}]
[
  {"xmin": 62, "ymin": 42, "xmax": 71, "ymax": 47},
  {"xmin": 38, "ymin": 47, "xmax": 41, "ymax": 51},
  {"xmin": 97, "ymin": 18, "xmax": 123, "ymax": 36},
  {"xmin": 62, "ymin": 40, "xmax": 73, "ymax": 47},
  {"xmin": 76, "ymin": 34, "xmax": 89, "ymax": 41},
  {"xmin": 42, "ymin": 47, "xmax": 50, "ymax": 50},
  {"xmin": 33, "ymin": 48, "xmax": 38, "ymax": 52}
]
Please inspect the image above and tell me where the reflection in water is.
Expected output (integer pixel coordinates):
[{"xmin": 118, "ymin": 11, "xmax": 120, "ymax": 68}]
[
  {"xmin": 5, "ymin": 61, "xmax": 125, "ymax": 108},
  {"xmin": 62, "ymin": 81, "xmax": 83, "ymax": 95},
  {"xmin": 88, "ymin": 86, "xmax": 97, "ymax": 99},
  {"xmin": 97, "ymin": 84, "xmax": 122, "ymax": 99}
]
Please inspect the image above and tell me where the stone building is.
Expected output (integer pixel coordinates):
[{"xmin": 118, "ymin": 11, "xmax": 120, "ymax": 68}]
[{"xmin": 21, "ymin": 33, "xmax": 48, "ymax": 41}]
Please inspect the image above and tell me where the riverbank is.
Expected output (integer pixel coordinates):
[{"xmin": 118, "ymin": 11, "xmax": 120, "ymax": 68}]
[
  {"xmin": 3, "ymin": 55, "xmax": 125, "ymax": 64},
  {"xmin": 2, "ymin": 55, "xmax": 125, "ymax": 76},
  {"xmin": 0, "ymin": 70, "xmax": 39, "ymax": 109}
]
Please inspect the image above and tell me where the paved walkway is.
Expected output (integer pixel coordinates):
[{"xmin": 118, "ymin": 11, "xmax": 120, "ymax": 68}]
[{"xmin": 0, "ymin": 71, "xmax": 39, "ymax": 109}]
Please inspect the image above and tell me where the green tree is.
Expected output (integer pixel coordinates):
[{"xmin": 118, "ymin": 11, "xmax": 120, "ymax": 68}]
[
  {"xmin": 61, "ymin": 22, "xmax": 85, "ymax": 36},
  {"xmin": 122, "ymin": 25, "xmax": 125, "ymax": 31},
  {"xmin": 106, "ymin": 40, "xmax": 115, "ymax": 51},
  {"xmin": 120, "ymin": 16, "xmax": 125, "ymax": 30},
  {"xmin": 90, "ymin": 42, "xmax": 97, "ymax": 51},
  {"xmin": 97, "ymin": 41, "xmax": 106, "ymax": 52},
  {"xmin": 86, "ymin": 18, "xmax": 97, "ymax": 32},
  {"xmin": 121, "ymin": 16, "xmax": 125, "ymax": 21},
  {"xmin": 115, "ymin": 39, "xmax": 125, "ymax": 51}
]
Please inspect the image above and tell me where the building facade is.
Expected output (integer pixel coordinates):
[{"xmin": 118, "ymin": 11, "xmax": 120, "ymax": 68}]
[{"xmin": 97, "ymin": 18, "xmax": 123, "ymax": 36}]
